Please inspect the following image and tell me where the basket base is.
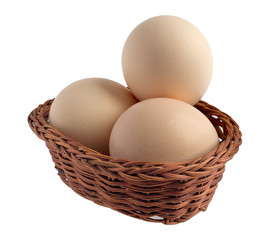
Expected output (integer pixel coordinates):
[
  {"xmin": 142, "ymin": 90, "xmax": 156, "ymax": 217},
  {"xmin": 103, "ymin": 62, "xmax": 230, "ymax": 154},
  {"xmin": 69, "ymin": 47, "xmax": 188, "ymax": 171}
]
[{"xmin": 50, "ymin": 146, "xmax": 221, "ymax": 225}]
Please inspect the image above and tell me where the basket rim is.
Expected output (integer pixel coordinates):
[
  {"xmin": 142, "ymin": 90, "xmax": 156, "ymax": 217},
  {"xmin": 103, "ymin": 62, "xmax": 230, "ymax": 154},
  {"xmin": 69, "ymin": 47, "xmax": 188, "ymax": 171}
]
[{"xmin": 28, "ymin": 98, "xmax": 242, "ymax": 171}]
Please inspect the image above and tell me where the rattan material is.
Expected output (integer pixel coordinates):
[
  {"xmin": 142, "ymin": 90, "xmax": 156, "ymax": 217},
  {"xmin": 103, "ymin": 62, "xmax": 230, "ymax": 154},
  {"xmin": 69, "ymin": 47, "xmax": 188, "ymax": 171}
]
[{"xmin": 28, "ymin": 99, "xmax": 242, "ymax": 225}]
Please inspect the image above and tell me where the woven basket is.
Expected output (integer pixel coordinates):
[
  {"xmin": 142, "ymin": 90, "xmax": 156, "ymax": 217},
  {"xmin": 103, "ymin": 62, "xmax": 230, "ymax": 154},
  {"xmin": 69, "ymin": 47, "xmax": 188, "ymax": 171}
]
[{"xmin": 28, "ymin": 99, "xmax": 242, "ymax": 225}]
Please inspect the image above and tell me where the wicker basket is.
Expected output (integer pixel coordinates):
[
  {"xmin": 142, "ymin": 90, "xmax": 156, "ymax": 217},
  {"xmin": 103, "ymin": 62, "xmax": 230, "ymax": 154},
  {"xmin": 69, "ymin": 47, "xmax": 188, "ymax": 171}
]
[{"xmin": 28, "ymin": 99, "xmax": 242, "ymax": 225}]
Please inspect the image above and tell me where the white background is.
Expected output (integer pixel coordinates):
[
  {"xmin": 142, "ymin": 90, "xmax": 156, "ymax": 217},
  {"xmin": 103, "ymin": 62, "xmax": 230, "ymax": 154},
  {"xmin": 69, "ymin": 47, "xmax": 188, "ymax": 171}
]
[{"xmin": 1, "ymin": 0, "xmax": 268, "ymax": 239}]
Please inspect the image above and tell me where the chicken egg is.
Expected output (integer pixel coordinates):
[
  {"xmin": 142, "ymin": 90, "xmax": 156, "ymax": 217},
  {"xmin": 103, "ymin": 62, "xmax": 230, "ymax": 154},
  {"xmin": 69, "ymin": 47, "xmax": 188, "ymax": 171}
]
[
  {"xmin": 122, "ymin": 15, "xmax": 213, "ymax": 105},
  {"xmin": 109, "ymin": 98, "xmax": 219, "ymax": 162},
  {"xmin": 49, "ymin": 78, "xmax": 137, "ymax": 154}
]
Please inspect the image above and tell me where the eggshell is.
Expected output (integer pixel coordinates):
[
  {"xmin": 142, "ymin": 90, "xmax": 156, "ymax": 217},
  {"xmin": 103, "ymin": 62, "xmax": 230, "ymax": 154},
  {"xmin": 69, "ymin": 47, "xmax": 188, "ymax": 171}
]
[
  {"xmin": 109, "ymin": 98, "xmax": 219, "ymax": 163},
  {"xmin": 122, "ymin": 15, "xmax": 213, "ymax": 105},
  {"xmin": 49, "ymin": 78, "xmax": 137, "ymax": 155}
]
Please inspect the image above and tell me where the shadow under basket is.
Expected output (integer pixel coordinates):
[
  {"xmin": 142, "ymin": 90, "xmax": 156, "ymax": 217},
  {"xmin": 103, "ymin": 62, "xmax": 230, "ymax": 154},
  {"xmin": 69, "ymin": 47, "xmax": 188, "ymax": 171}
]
[{"xmin": 28, "ymin": 99, "xmax": 242, "ymax": 225}]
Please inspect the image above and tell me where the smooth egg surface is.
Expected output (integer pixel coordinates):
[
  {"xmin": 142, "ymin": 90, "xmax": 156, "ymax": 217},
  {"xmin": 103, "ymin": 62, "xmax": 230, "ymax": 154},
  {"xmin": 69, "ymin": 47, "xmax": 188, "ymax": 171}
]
[
  {"xmin": 49, "ymin": 78, "xmax": 137, "ymax": 155},
  {"xmin": 122, "ymin": 15, "xmax": 213, "ymax": 105},
  {"xmin": 109, "ymin": 98, "xmax": 219, "ymax": 162}
]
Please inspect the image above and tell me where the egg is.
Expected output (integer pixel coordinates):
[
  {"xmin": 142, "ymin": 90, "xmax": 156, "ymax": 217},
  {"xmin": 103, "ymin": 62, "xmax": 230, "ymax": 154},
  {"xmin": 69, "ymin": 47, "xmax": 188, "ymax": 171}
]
[
  {"xmin": 122, "ymin": 15, "xmax": 213, "ymax": 105},
  {"xmin": 109, "ymin": 98, "xmax": 219, "ymax": 163},
  {"xmin": 49, "ymin": 78, "xmax": 137, "ymax": 155}
]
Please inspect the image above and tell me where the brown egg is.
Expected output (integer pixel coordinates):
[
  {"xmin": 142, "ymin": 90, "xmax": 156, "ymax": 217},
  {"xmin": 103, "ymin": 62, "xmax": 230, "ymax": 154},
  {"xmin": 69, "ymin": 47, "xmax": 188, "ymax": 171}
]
[
  {"xmin": 109, "ymin": 98, "xmax": 219, "ymax": 163},
  {"xmin": 122, "ymin": 15, "xmax": 213, "ymax": 105},
  {"xmin": 49, "ymin": 78, "xmax": 137, "ymax": 155}
]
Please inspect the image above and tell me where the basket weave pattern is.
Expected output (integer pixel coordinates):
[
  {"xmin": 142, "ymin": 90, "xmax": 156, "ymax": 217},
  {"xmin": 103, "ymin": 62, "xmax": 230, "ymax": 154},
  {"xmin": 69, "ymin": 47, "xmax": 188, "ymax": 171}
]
[{"xmin": 28, "ymin": 99, "xmax": 242, "ymax": 225}]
